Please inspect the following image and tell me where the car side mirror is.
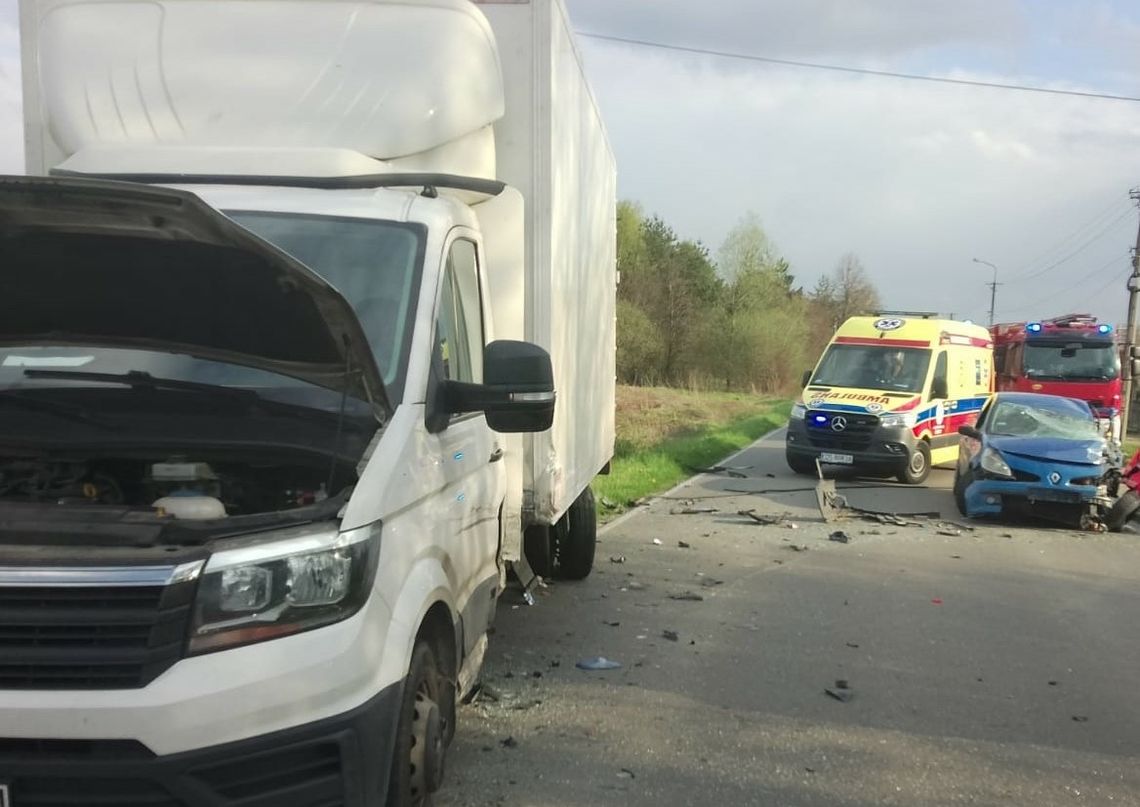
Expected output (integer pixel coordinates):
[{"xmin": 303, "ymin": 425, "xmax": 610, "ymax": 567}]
[
  {"xmin": 446, "ymin": 340, "xmax": 555, "ymax": 433},
  {"xmin": 931, "ymin": 378, "xmax": 948, "ymax": 400},
  {"xmin": 958, "ymin": 425, "xmax": 981, "ymax": 440},
  {"xmin": 801, "ymin": 369, "xmax": 812, "ymax": 388}
]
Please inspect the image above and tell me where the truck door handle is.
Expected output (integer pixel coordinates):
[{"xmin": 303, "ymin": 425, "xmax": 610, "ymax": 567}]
[{"xmin": 489, "ymin": 448, "xmax": 504, "ymax": 463}]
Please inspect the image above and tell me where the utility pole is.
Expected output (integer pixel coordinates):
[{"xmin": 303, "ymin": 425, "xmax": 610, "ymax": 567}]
[
  {"xmin": 972, "ymin": 258, "xmax": 1001, "ymax": 325},
  {"xmin": 1120, "ymin": 188, "xmax": 1140, "ymax": 439}
]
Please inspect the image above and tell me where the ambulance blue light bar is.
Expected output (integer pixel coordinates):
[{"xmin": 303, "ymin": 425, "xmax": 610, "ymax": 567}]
[
  {"xmin": 1026, "ymin": 322, "xmax": 1043, "ymax": 333},
  {"xmin": 1098, "ymin": 324, "xmax": 1113, "ymax": 334}
]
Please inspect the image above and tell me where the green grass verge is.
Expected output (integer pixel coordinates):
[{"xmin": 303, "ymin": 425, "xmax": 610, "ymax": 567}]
[{"xmin": 594, "ymin": 397, "xmax": 791, "ymax": 520}]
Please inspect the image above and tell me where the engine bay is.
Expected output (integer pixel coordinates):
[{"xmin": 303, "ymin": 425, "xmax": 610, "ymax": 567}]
[{"xmin": 0, "ymin": 452, "xmax": 352, "ymax": 519}]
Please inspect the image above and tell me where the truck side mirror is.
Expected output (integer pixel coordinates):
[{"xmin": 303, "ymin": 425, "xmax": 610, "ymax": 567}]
[
  {"xmin": 801, "ymin": 369, "xmax": 812, "ymax": 388},
  {"xmin": 931, "ymin": 378, "xmax": 948, "ymax": 400},
  {"xmin": 446, "ymin": 340, "xmax": 556, "ymax": 433}
]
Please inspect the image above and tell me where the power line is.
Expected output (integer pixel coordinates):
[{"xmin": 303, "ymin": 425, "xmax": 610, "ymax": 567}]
[
  {"xmin": 997, "ymin": 253, "xmax": 1130, "ymax": 315},
  {"xmin": 1008, "ymin": 208, "xmax": 1135, "ymax": 283},
  {"xmin": 1005, "ymin": 194, "xmax": 1133, "ymax": 279},
  {"xmin": 578, "ymin": 32, "xmax": 1140, "ymax": 103}
]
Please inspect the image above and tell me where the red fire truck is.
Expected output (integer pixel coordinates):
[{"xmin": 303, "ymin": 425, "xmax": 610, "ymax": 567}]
[{"xmin": 990, "ymin": 314, "xmax": 1122, "ymax": 440}]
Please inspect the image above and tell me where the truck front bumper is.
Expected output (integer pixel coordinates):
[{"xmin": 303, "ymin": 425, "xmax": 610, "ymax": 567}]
[{"xmin": 0, "ymin": 683, "xmax": 401, "ymax": 806}]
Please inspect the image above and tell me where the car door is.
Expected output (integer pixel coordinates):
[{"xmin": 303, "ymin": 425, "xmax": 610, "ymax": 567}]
[{"xmin": 427, "ymin": 234, "xmax": 504, "ymax": 652}]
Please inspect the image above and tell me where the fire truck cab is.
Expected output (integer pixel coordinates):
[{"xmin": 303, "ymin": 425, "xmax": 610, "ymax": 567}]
[{"xmin": 990, "ymin": 314, "xmax": 1122, "ymax": 441}]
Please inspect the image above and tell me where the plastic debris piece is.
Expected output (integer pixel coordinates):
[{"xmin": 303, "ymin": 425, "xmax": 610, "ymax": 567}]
[
  {"xmin": 824, "ymin": 687, "xmax": 853, "ymax": 702},
  {"xmin": 835, "ymin": 679, "xmax": 849, "ymax": 690},
  {"xmin": 668, "ymin": 591, "xmax": 704, "ymax": 601},
  {"xmin": 937, "ymin": 529, "xmax": 962, "ymax": 537},
  {"xmin": 783, "ymin": 544, "xmax": 808, "ymax": 552},
  {"xmin": 652, "ymin": 538, "xmax": 663, "ymax": 546},
  {"xmin": 618, "ymin": 768, "xmax": 636, "ymax": 780},
  {"xmin": 662, "ymin": 629, "xmax": 679, "ymax": 642},
  {"xmin": 700, "ymin": 578, "xmax": 725, "ymax": 588},
  {"xmin": 828, "ymin": 531, "xmax": 851, "ymax": 544},
  {"xmin": 786, "ymin": 522, "xmax": 800, "ymax": 530},
  {"xmin": 678, "ymin": 540, "xmax": 692, "ymax": 549},
  {"xmin": 738, "ymin": 509, "xmax": 788, "ymax": 526},
  {"xmin": 931, "ymin": 598, "xmax": 943, "ymax": 605},
  {"xmin": 671, "ymin": 507, "xmax": 717, "ymax": 515},
  {"xmin": 1048, "ymin": 680, "xmax": 1058, "ymax": 686},
  {"xmin": 610, "ymin": 555, "xmax": 626, "ymax": 564},
  {"xmin": 500, "ymin": 736, "xmax": 519, "ymax": 748},
  {"xmin": 575, "ymin": 656, "xmax": 622, "ymax": 671},
  {"xmin": 604, "ymin": 620, "xmax": 621, "ymax": 627},
  {"xmin": 846, "ymin": 642, "xmax": 860, "ymax": 649},
  {"xmin": 1072, "ymin": 715, "xmax": 1089, "ymax": 723},
  {"xmin": 522, "ymin": 591, "xmax": 536, "ymax": 607},
  {"xmin": 627, "ymin": 581, "xmax": 646, "ymax": 591}
]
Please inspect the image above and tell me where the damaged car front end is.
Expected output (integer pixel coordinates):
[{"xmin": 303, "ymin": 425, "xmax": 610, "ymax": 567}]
[{"xmin": 953, "ymin": 392, "xmax": 1116, "ymax": 530}]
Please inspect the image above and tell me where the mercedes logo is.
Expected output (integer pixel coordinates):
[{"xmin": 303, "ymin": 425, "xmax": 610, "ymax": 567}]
[
  {"xmin": 831, "ymin": 416, "xmax": 848, "ymax": 432},
  {"xmin": 1049, "ymin": 472, "xmax": 1061, "ymax": 485}
]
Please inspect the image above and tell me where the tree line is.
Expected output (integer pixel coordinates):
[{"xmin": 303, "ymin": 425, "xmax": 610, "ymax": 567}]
[{"xmin": 616, "ymin": 202, "xmax": 881, "ymax": 392}]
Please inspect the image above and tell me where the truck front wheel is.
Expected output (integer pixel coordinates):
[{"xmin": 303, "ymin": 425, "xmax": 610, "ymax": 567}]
[
  {"xmin": 387, "ymin": 641, "xmax": 447, "ymax": 807},
  {"xmin": 553, "ymin": 485, "xmax": 597, "ymax": 581}
]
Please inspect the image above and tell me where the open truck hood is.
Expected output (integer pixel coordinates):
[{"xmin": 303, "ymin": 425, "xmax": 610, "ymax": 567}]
[{"xmin": 0, "ymin": 175, "xmax": 389, "ymax": 414}]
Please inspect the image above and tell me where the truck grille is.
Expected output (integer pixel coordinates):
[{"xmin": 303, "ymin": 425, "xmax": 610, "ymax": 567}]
[
  {"xmin": 806, "ymin": 411, "xmax": 879, "ymax": 451},
  {"xmin": 0, "ymin": 581, "xmax": 195, "ymax": 690}
]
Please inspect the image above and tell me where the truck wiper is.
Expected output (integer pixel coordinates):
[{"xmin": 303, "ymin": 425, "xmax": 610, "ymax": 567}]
[
  {"xmin": 22, "ymin": 369, "xmax": 357, "ymax": 423},
  {"xmin": 0, "ymin": 389, "xmax": 119, "ymax": 430}
]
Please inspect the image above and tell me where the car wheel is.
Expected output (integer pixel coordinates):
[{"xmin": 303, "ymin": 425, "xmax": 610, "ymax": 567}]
[
  {"xmin": 952, "ymin": 467, "xmax": 969, "ymax": 516},
  {"xmin": 387, "ymin": 641, "xmax": 446, "ymax": 807},
  {"xmin": 786, "ymin": 450, "xmax": 817, "ymax": 476},
  {"xmin": 897, "ymin": 441, "xmax": 931, "ymax": 485},
  {"xmin": 1105, "ymin": 489, "xmax": 1140, "ymax": 532},
  {"xmin": 552, "ymin": 486, "xmax": 597, "ymax": 581}
]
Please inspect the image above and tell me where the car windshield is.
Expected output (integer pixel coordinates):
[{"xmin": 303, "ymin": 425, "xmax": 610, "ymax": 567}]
[
  {"xmin": 1023, "ymin": 342, "xmax": 1120, "ymax": 382},
  {"xmin": 810, "ymin": 345, "xmax": 932, "ymax": 393},
  {"xmin": 227, "ymin": 211, "xmax": 425, "ymax": 402},
  {"xmin": 987, "ymin": 399, "xmax": 1100, "ymax": 439}
]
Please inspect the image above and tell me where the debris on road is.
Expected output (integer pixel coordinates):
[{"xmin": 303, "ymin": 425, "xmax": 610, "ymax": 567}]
[
  {"xmin": 815, "ymin": 477, "xmax": 939, "ymax": 525},
  {"xmin": 738, "ymin": 509, "xmax": 792, "ymax": 526},
  {"xmin": 670, "ymin": 506, "xmax": 718, "ymax": 515},
  {"xmin": 668, "ymin": 591, "xmax": 704, "ymax": 601},
  {"xmin": 603, "ymin": 620, "xmax": 620, "ymax": 627},
  {"xmin": 828, "ymin": 530, "xmax": 851, "ymax": 544},
  {"xmin": 931, "ymin": 598, "xmax": 944, "ymax": 605},
  {"xmin": 575, "ymin": 656, "xmax": 622, "ymax": 671},
  {"xmin": 690, "ymin": 464, "xmax": 751, "ymax": 478},
  {"xmin": 652, "ymin": 538, "xmax": 663, "ymax": 546},
  {"xmin": 783, "ymin": 544, "xmax": 808, "ymax": 552},
  {"xmin": 609, "ymin": 555, "xmax": 627, "ymax": 564},
  {"xmin": 500, "ymin": 736, "xmax": 519, "ymax": 748},
  {"xmin": 937, "ymin": 529, "xmax": 962, "ymax": 537},
  {"xmin": 846, "ymin": 642, "xmax": 860, "ymax": 649},
  {"xmin": 785, "ymin": 522, "xmax": 800, "ymax": 530},
  {"xmin": 825, "ymin": 679, "xmax": 853, "ymax": 702},
  {"xmin": 700, "ymin": 577, "xmax": 724, "ymax": 588},
  {"xmin": 678, "ymin": 540, "xmax": 692, "ymax": 549},
  {"xmin": 618, "ymin": 768, "xmax": 636, "ymax": 780},
  {"xmin": 1072, "ymin": 715, "xmax": 1089, "ymax": 723},
  {"xmin": 662, "ymin": 629, "xmax": 679, "ymax": 642}
]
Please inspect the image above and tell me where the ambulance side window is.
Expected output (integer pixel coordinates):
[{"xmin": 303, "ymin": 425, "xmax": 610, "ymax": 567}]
[{"xmin": 931, "ymin": 352, "xmax": 948, "ymax": 399}]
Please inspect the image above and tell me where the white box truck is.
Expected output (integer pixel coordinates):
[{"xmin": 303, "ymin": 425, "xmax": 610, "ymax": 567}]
[{"xmin": 0, "ymin": 0, "xmax": 616, "ymax": 804}]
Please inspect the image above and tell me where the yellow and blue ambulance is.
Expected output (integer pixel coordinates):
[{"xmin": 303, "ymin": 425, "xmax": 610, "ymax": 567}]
[{"xmin": 786, "ymin": 313, "xmax": 994, "ymax": 484}]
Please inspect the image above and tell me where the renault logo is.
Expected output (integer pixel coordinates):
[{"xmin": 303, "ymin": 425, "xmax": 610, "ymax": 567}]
[
  {"xmin": 831, "ymin": 416, "xmax": 848, "ymax": 432},
  {"xmin": 1049, "ymin": 472, "xmax": 1061, "ymax": 485}
]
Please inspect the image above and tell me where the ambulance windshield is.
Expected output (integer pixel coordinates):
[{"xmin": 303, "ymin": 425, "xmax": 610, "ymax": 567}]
[{"xmin": 810, "ymin": 345, "xmax": 932, "ymax": 393}]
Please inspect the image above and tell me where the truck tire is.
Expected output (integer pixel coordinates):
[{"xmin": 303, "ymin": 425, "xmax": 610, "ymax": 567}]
[
  {"xmin": 523, "ymin": 525, "xmax": 556, "ymax": 579},
  {"xmin": 897, "ymin": 441, "xmax": 931, "ymax": 485},
  {"xmin": 1105, "ymin": 490, "xmax": 1140, "ymax": 532},
  {"xmin": 553, "ymin": 486, "xmax": 597, "ymax": 581},
  {"xmin": 786, "ymin": 451, "xmax": 817, "ymax": 476},
  {"xmin": 387, "ymin": 641, "xmax": 447, "ymax": 807}
]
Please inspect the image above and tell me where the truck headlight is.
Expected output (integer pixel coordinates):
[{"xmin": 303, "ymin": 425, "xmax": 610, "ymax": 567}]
[
  {"xmin": 188, "ymin": 523, "xmax": 380, "ymax": 654},
  {"xmin": 980, "ymin": 447, "xmax": 1014, "ymax": 479},
  {"xmin": 878, "ymin": 413, "xmax": 907, "ymax": 428},
  {"xmin": 790, "ymin": 403, "xmax": 807, "ymax": 420}
]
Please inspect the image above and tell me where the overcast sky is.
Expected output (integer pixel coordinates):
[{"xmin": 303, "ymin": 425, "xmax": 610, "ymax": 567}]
[{"xmin": 3, "ymin": 0, "xmax": 1140, "ymax": 326}]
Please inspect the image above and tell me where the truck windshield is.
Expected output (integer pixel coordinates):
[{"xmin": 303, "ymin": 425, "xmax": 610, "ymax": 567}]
[
  {"xmin": 227, "ymin": 211, "xmax": 426, "ymax": 401},
  {"xmin": 811, "ymin": 345, "xmax": 932, "ymax": 393},
  {"xmin": 1023, "ymin": 342, "xmax": 1120, "ymax": 382}
]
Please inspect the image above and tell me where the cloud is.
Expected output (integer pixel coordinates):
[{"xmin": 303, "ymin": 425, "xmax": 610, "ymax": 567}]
[{"xmin": 580, "ymin": 39, "xmax": 1140, "ymax": 324}]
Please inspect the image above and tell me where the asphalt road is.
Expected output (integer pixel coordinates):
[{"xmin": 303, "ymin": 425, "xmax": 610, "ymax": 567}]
[{"xmin": 437, "ymin": 428, "xmax": 1140, "ymax": 807}]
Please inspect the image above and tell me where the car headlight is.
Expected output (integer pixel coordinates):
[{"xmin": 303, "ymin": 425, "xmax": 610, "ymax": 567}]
[
  {"xmin": 879, "ymin": 413, "xmax": 907, "ymax": 428},
  {"xmin": 790, "ymin": 403, "xmax": 806, "ymax": 420},
  {"xmin": 980, "ymin": 447, "xmax": 1013, "ymax": 479},
  {"xmin": 188, "ymin": 522, "xmax": 381, "ymax": 654}
]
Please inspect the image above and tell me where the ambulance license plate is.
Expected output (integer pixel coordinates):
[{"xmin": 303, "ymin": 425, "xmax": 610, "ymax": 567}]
[{"xmin": 820, "ymin": 452, "xmax": 853, "ymax": 465}]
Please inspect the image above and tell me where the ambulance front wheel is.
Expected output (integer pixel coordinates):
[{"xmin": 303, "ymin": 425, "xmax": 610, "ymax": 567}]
[
  {"xmin": 897, "ymin": 441, "xmax": 931, "ymax": 485},
  {"xmin": 786, "ymin": 450, "xmax": 817, "ymax": 477}
]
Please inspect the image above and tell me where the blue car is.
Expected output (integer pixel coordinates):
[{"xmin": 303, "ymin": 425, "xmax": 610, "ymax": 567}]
[{"xmin": 954, "ymin": 392, "xmax": 1113, "ymax": 528}]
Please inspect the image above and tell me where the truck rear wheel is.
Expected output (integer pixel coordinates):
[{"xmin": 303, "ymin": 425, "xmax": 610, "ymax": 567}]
[
  {"xmin": 897, "ymin": 441, "xmax": 931, "ymax": 485},
  {"xmin": 387, "ymin": 641, "xmax": 447, "ymax": 807},
  {"xmin": 553, "ymin": 485, "xmax": 597, "ymax": 581}
]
